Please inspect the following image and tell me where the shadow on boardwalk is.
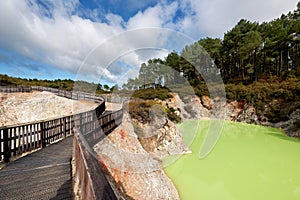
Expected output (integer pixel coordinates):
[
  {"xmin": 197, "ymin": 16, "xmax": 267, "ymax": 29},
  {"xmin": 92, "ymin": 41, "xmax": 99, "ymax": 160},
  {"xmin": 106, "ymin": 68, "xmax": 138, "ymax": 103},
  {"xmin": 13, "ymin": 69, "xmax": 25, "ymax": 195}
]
[{"xmin": 0, "ymin": 136, "xmax": 73, "ymax": 200}]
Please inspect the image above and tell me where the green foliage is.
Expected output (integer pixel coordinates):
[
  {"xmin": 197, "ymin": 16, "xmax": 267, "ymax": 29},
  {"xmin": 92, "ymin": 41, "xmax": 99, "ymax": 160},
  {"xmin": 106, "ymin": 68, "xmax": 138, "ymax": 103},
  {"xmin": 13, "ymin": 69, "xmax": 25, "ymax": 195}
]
[
  {"xmin": 132, "ymin": 88, "xmax": 172, "ymax": 100},
  {"xmin": 123, "ymin": 4, "xmax": 300, "ymax": 91},
  {"xmin": 128, "ymin": 100, "xmax": 158, "ymax": 124},
  {"xmin": 122, "ymin": 3, "xmax": 299, "ymax": 123},
  {"xmin": 164, "ymin": 106, "xmax": 181, "ymax": 123},
  {"xmin": 225, "ymin": 79, "xmax": 300, "ymax": 122},
  {"xmin": 128, "ymin": 100, "xmax": 181, "ymax": 124},
  {"xmin": 0, "ymin": 74, "xmax": 113, "ymax": 93},
  {"xmin": 225, "ymin": 79, "xmax": 300, "ymax": 103},
  {"xmin": 122, "ymin": 4, "xmax": 300, "ymax": 124}
]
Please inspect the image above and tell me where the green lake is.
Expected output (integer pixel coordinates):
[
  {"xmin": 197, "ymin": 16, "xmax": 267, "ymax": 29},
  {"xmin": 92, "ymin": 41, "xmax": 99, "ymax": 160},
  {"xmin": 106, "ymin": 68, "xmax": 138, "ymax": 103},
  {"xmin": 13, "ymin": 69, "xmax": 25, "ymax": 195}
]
[{"xmin": 163, "ymin": 120, "xmax": 300, "ymax": 200}]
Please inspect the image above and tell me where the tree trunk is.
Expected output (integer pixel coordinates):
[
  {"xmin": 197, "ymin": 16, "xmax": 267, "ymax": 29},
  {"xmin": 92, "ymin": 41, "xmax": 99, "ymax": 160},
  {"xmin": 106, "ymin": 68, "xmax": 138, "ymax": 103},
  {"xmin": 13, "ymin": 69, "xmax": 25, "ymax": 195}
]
[
  {"xmin": 254, "ymin": 50, "xmax": 257, "ymax": 81},
  {"xmin": 241, "ymin": 59, "xmax": 245, "ymax": 80},
  {"xmin": 263, "ymin": 49, "xmax": 266, "ymax": 75},
  {"xmin": 279, "ymin": 50, "xmax": 283, "ymax": 77}
]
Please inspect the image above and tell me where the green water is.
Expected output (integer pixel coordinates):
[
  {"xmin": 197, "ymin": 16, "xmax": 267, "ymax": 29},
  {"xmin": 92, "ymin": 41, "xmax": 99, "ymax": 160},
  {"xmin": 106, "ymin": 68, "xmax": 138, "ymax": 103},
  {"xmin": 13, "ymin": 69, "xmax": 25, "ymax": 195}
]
[{"xmin": 164, "ymin": 120, "xmax": 300, "ymax": 200}]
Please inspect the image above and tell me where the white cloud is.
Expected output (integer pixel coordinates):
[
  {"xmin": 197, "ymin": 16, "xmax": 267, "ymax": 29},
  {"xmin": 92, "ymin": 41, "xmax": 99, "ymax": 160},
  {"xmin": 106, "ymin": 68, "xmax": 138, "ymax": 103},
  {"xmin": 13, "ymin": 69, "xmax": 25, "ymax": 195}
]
[
  {"xmin": 106, "ymin": 13, "xmax": 125, "ymax": 27},
  {"xmin": 126, "ymin": 1, "xmax": 178, "ymax": 29},
  {"xmin": 0, "ymin": 0, "xmax": 181, "ymax": 84},
  {"xmin": 76, "ymin": 28, "xmax": 184, "ymax": 84},
  {"xmin": 0, "ymin": 0, "xmax": 124, "ymax": 81},
  {"xmin": 0, "ymin": 0, "xmax": 298, "ymax": 84},
  {"xmin": 177, "ymin": 0, "xmax": 299, "ymax": 38}
]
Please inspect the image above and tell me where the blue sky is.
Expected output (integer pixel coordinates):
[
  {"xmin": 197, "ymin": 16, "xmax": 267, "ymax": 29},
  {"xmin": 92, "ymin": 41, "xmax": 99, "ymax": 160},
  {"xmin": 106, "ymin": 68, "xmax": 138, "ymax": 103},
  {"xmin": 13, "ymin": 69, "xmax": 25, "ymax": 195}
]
[{"xmin": 0, "ymin": 0, "xmax": 299, "ymax": 85}]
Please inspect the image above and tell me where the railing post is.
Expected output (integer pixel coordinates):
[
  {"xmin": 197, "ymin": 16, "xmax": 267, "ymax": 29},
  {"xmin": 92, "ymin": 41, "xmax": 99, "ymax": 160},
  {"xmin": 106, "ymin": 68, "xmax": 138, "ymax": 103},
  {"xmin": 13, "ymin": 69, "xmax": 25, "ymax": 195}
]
[
  {"xmin": 3, "ymin": 128, "xmax": 10, "ymax": 163},
  {"xmin": 63, "ymin": 117, "xmax": 67, "ymax": 138},
  {"xmin": 59, "ymin": 118, "xmax": 63, "ymax": 139},
  {"xmin": 40, "ymin": 122, "xmax": 46, "ymax": 148},
  {"xmin": 80, "ymin": 113, "xmax": 83, "ymax": 133}
]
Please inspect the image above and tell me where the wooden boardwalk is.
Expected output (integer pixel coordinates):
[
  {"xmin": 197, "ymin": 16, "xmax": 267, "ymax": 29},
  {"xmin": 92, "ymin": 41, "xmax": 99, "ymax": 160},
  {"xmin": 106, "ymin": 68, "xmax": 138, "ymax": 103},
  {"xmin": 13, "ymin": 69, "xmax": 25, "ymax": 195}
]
[
  {"xmin": 0, "ymin": 86, "xmax": 124, "ymax": 199},
  {"xmin": 0, "ymin": 136, "xmax": 73, "ymax": 200}
]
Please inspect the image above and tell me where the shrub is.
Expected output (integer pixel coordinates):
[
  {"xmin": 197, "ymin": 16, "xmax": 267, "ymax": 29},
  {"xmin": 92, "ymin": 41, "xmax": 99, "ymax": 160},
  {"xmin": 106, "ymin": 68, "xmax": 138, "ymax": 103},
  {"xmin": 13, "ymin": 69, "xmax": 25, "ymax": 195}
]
[
  {"xmin": 128, "ymin": 100, "xmax": 181, "ymax": 124},
  {"xmin": 165, "ymin": 107, "xmax": 181, "ymax": 123},
  {"xmin": 128, "ymin": 100, "xmax": 156, "ymax": 124},
  {"xmin": 132, "ymin": 88, "xmax": 172, "ymax": 100}
]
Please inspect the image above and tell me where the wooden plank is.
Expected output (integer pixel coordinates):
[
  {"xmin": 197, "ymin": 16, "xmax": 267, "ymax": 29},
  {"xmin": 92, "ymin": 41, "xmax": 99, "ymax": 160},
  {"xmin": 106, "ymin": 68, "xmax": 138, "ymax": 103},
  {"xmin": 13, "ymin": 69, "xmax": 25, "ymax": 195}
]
[
  {"xmin": 32, "ymin": 124, "xmax": 36, "ymax": 149},
  {"xmin": 36, "ymin": 123, "xmax": 39, "ymax": 148},
  {"xmin": 41, "ymin": 122, "xmax": 45, "ymax": 148},
  {"xmin": 17, "ymin": 126, "xmax": 21, "ymax": 155},
  {"xmin": 50, "ymin": 120, "xmax": 54, "ymax": 143},
  {"xmin": 63, "ymin": 117, "xmax": 66, "ymax": 138},
  {"xmin": 21, "ymin": 126, "xmax": 24, "ymax": 153},
  {"xmin": 24, "ymin": 125, "xmax": 28, "ymax": 153},
  {"xmin": 29, "ymin": 125, "xmax": 33, "ymax": 151},
  {"xmin": 31, "ymin": 124, "xmax": 34, "ymax": 150},
  {"xmin": 13, "ymin": 127, "xmax": 16, "ymax": 156},
  {"xmin": 34, "ymin": 123, "xmax": 37, "ymax": 149},
  {"xmin": 50, "ymin": 120, "xmax": 53, "ymax": 142},
  {"xmin": 52, "ymin": 120, "xmax": 56, "ymax": 141},
  {"xmin": 26, "ymin": 124, "xmax": 30, "ymax": 150},
  {"xmin": 3, "ymin": 128, "xmax": 10, "ymax": 162},
  {"xmin": 19, "ymin": 126, "xmax": 23, "ymax": 153},
  {"xmin": 0, "ymin": 129, "xmax": 2, "ymax": 161},
  {"xmin": 44, "ymin": 121, "xmax": 48, "ymax": 146}
]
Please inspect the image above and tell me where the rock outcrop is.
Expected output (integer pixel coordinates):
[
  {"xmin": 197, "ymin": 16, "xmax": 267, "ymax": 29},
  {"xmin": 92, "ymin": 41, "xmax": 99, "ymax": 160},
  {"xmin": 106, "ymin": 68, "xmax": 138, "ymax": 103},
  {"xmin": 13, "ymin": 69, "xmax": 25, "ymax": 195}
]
[
  {"xmin": 134, "ymin": 104, "xmax": 191, "ymax": 160},
  {"xmin": 166, "ymin": 94, "xmax": 300, "ymax": 137},
  {"xmin": 201, "ymin": 95, "xmax": 213, "ymax": 110},
  {"xmin": 94, "ymin": 112, "xmax": 180, "ymax": 200},
  {"xmin": 162, "ymin": 93, "xmax": 211, "ymax": 120},
  {"xmin": 236, "ymin": 104, "xmax": 259, "ymax": 124},
  {"xmin": 274, "ymin": 109, "xmax": 300, "ymax": 137}
]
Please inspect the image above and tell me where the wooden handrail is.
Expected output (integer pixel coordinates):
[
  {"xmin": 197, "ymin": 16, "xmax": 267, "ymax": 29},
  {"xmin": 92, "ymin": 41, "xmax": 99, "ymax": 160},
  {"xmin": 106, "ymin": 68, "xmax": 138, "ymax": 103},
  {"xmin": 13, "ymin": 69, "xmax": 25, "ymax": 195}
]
[
  {"xmin": 0, "ymin": 86, "xmax": 124, "ymax": 163},
  {"xmin": 0, "ymin": 86, "xmax": 124, "ymax": 199}
]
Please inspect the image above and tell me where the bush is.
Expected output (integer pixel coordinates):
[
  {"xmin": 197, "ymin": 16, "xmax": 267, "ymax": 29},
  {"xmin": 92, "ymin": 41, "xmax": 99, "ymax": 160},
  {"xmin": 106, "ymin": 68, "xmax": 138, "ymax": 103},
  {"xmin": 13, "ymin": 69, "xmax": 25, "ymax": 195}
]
[
  {"xmin": 128, "ymin": 100, "xmax": 156, "ymax": 124},
  {"xmin": 165, "ymin": 107, "xmax": 181, "ymax": 123},
  {"xmin": 132, "ymin": 88, "xmax": 172, "ymax": 100},
  {"xmin": 223, "ymin": 79, "xmax": 300, "ymax": 123},
  {"xmin": 128, "ymin": 100, "xmax": 181, "ymax": 124}
]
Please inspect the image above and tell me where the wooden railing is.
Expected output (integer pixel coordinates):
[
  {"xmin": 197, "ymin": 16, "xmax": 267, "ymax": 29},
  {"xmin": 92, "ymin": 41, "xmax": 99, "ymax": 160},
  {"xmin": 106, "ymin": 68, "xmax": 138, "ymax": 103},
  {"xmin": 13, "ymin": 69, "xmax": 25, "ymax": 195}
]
[
  {"xmin": 0, "ymin": 86, "xmax": 123, "ymax": 162},
  {"xmin": 73, "ymin": 128, "xmax": 119, "ymax": 200},
  {"xmin": 0, "ymin": 86, "xmax": 104, "ymax": 103},
  {"xmin": 0, "ymin": 116, "xmax": 73, "ymax": 162},
  {"xmin": 71, "ymin": 109, "xmax": 123, "ymax": 200},
  {"xmin": 0, "ymin": 86, "xmax": 124, "ymax": 199},
  {"xmin": 0, "ymin": 86, "xmax": 32, "ymax": 93}
]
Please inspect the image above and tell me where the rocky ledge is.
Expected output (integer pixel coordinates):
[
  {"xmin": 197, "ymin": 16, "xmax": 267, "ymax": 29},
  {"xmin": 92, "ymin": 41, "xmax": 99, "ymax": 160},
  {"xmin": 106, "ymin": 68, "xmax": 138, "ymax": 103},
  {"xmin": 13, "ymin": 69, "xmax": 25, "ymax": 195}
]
[{"xmin": 94, "ymin": 111, "xmax": 181, "ymax": 200}]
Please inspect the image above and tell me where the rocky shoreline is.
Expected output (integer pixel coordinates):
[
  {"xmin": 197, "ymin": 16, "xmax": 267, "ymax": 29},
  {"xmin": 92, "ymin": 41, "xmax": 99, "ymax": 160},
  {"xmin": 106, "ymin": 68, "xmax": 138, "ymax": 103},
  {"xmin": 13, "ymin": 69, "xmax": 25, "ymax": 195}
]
[{"xmin": 163, "ymin": 93, "xmax": 300, "ymax": 137}]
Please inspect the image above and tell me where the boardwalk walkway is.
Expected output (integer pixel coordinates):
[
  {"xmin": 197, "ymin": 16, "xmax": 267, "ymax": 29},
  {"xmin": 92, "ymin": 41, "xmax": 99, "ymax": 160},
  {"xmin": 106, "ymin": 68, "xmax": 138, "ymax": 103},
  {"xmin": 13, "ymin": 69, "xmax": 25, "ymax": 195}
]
[{"xmin": 0, "ymin": 136, "xmax": 73, "ymax": 200}]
